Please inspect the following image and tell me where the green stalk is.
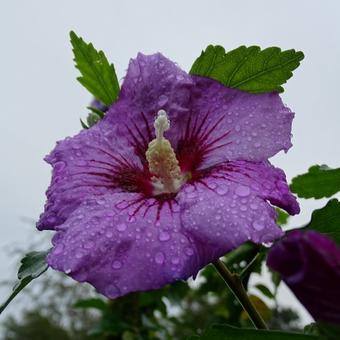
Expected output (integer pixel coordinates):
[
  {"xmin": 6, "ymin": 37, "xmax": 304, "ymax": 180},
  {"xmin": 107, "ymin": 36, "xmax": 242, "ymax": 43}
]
[{"xmin": 212, "ymin": 259, "xmax": 268, "ymax": 330}]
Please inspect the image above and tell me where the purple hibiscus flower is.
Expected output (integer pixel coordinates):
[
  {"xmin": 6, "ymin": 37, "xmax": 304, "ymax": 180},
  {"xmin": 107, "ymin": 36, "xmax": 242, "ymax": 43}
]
[
  {"xmin": 267, "ymin": 230, "xmax": 340, "ymax": 324},
  {"xmin": 38, "ymin": 53, "xmax": 299, "ymax": 298}
]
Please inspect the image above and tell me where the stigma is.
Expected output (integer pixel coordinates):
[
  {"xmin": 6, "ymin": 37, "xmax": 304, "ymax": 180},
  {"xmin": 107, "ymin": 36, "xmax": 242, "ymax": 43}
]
[{"xmin": 146, "ymin": 110, "xmax": 185, "ymax": 195}]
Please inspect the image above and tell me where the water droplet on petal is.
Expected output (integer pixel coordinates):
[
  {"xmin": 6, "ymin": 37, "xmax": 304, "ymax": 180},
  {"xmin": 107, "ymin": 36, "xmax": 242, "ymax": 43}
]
[
  {"xmin": 235, "ymin": 185, "xmax": 250, "ymax": 197},
  {"xmin": 155, "ymin": 252, "xmax": 165, "ymax": 264},
  {"xmin": 185, "ymin": 247, "xmax": 194, "ymax": 256},
  {"xmin": 159, "ymin": 231, "xmax": 171, "ymax": 242},
  {"xmin": 250, "ymin": 203, "xmax": 258, "ymax": 210},
  {"xmin": 54, "ymin": 244, "xmax": 64, "ymax": 255},
  {"xmin": 253, "ymin": 221, "xmax": 264, "ymax": 231},
  {"xmin": 112, "ymin": 260, "xmax": 122, "ymax": 269},
  {"xmin": 84, "ymin": 241, "xmax": 94, "ymax": 249},
  {"xmin": 106, "ymin": 230, "xmax": 113, "ymax": 238},
  {"xmin": 171, "ymin": 257, "xmax": 180, "ymax": 265},
  {"xmin": 105, "ymin": 284, "xmax": 120, "ymax": 298},
  {"xmin": 235, "ymin": 125, "xmax": 241, "ymax": 132},
  {"xmin": 216, "ymin": 184, "xmax": 229, "ymax": 195},
  {"xmin": 117, "ymin": 223, "xmax": 127, "ymax": 232},
  {"xmin": 54, "ymin": 161, "xmax": 66, "ymax": 171},
  {"xmin": 158, "ymin": 95, "xmax": 168, "ymax": 106}
]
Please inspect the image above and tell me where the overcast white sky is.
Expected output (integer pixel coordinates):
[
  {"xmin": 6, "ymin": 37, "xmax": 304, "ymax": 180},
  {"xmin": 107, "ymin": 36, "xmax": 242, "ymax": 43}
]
[{"xmin": 1, "ymin": 0, "xmax": 339, "ymax": 326}]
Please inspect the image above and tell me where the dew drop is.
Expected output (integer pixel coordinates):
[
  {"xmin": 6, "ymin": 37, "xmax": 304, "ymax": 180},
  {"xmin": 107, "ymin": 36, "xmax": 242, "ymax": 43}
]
[
  {"xmin": 155, "ymin": 252, "xmax": 165, "ymax": 264},
  {"xmin": 235, "ymin": 125, "xmax": 241, "ymax": 132},
  {"xmin": 112, "ymin": 260, "xmax": 122, "ymax": 269},
  {"xmin": 159, "ymin": 231, "xmax": 171, "ymax": 242},
  {"xmin": 235, "ymin": 185, "xmax": 250, "ymax": 197},
  {"xmin": 207, "ymin": 182, "xmax": 217, "ymax": 189},
  {"xmin": 171, "ymin": 257, "xmax": 180, "ymax": 265},
  {"xmin": 250, "ymin": 203, "xmax": 258, "ymax": 210},
  {"xmin": 54, "ymin": 244, "xmax": 64, "ymax": 255},
  {"xmin": 106, "ymin": 230, "xmax": 113, "ymax": 238},
  {"xmin": 216, "ymin": 185, "xmax": 229, "ymax": 195},
  {"xmin": 54, "ymin": 161, "xmax": 66, "ymax": 171},
  {"xmin": 84, "ymin": 241, "xmax": 94, "ymax": 249},
  {"xmin": 185, "ymin": 247, "xmax": 194, "ymax": 256},
  {"xmin": 253, "ymin": 220, "xmax": 264, "ymax": 231},
  {"xmin": 105, "ymin": 284, "xmax": 120, "ymax": 298},
  {"xmin": 117, "ymin": 223, "xmax": 127, "ymax": 232},
  {"xmin": 158, "ymin": 94, "xmax": 168, "ymax": 106}
]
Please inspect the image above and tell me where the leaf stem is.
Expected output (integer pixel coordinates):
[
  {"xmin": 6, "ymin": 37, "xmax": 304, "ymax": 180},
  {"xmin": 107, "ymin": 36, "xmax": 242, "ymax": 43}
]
[{"xmin": 212, "ymin": 259, "xmax": 268, "ymax": 330}]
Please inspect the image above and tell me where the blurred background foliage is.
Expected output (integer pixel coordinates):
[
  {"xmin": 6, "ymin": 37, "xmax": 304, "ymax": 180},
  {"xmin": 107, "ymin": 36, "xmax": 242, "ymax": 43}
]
[{"xmin": 1, "ymin": 237, "xmax": 301, "ymax": 340}]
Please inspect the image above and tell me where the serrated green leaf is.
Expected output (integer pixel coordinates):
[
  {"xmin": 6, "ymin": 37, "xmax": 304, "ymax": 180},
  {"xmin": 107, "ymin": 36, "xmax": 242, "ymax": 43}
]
[
  {"xmin": 305, "ymin": 199, "xmax": 340, "ymax": 245},
  {"xmin": 70, "ymin": 31, "xmax": 120, "ymax": 106},
  {"xmin": 290, "ymin": 165, "xmax": 340, "ymax": 199},
  {"xmin": 190, "ymin": 45, "xmax": 304, "ymax": 93},
  {"xmin": 255, "ymin": 284, "xmax": 275, "ymax": 300},
  {"xmin": 0, "ymin": 250, "xmax": 49, "ymax": 314},
  {"xmin": 189, "ymin": 324, "xmax": 318, "ymax": 339}
]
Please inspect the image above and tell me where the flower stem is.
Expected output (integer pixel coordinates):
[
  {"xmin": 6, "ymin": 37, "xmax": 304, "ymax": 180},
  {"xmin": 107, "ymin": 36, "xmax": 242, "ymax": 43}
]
[{"xmin": 212, "ymin": 259, "xmax": 268, "ymax": 330}]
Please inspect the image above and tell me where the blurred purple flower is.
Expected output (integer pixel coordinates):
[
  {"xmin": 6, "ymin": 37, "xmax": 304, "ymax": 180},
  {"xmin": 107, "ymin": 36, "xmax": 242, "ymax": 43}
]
[
  {"xmin": 38, "ymin": 53, "xmax": 299, "ymax": 298},
  {"xmin": 267, "ymin": 230, "xmax": 340, "ymax": 324}
]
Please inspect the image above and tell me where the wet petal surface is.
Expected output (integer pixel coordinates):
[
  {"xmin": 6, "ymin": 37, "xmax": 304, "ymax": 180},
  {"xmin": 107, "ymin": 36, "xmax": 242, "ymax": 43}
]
[{"xmin": 48, "ymin": 193, "xmax": 200, "ymax": 298}]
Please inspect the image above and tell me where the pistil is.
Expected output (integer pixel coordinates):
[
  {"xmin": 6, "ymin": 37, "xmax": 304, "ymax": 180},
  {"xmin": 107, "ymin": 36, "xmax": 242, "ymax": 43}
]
[{"xmin": 146, "ymin": 110, "xmax": 184, "ymax": 195}]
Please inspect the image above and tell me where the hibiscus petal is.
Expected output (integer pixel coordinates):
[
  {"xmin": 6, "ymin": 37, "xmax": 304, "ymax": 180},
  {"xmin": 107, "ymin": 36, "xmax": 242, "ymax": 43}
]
[
  {"xmin": 37, "ymin": 118, "xmax": 138, "ymax": 230},
  {"xmin": 177, "ymin": 161, "xmax": 298, "ymax": 267},
  {"xmin": 110, "ymin": 53, "xmax": 193, "ymax": 146},
  {"xmin": 267, "ymin": 231, "xmax": 340, "ymax": 324},
  {"xmin": 47, "ymin": 193, "xmax": 200, "ymax": 298},
  {"xmin": 189, "ymin": 76, "xmax": 294, "ymax": 167}
]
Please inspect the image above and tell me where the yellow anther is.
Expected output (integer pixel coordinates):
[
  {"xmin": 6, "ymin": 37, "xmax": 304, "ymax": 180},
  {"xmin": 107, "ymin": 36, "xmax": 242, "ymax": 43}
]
[{"xmin": 146, "ymin": 110, "xmax": 184, "ymax": 194}]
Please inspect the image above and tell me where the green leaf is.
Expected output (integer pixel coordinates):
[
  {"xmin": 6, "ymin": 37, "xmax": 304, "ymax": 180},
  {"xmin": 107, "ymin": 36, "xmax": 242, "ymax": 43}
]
[
  {"xmin": 305, "ymin": 199, "xmax": 340, "ymax": 245},
  {"xmin": 290, "ymin": 165, "xmax": 340, "ymax": 199},
  {"xmin": 276, "ymin": 208, "xmax": 290, "ymax": 226},
  {"xmin": 189, "ymin": 324, "xmax": 319, "ymax": 339},
  {"xmin": 271, "ymin": 271, "xmax": 281, "ymax": 290},
  {"xmin": 70, "ymin": 31, "xmax": 120, "ymax": 106},
  {"xmin": 0, "ymin": 250, "xmax": 49, "ymax": 314},
  {"xmin": 316, "ymin": 322, "xmax": 340, "ymax": 340},
  {"xmin": 73, "ymin": 298, "xmax": 108, "ymax": 311},
  {"xmin": 80, "ymin": 118, "xmax": 89, "ymax": 129},
  {"xmin": 305, "ymin": 322, "xmax": 340, "ymax": 340},
  {"xmin": 255, "ymin": 284, "xmax": 275, "ymax": 300},
  {"xmin": 190, "ymin": 45, "xmax": 304, "ymax": 93},
  {"xmin": 86, "ymin": 112, "xmax": 101, "ymax": 127},
  {"xmin": 87, "ymin": 106, "xmax": 105, "ymax": 118}
]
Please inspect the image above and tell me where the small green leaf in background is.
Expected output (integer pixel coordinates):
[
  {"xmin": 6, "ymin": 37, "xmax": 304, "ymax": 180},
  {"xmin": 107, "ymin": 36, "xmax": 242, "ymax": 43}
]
[
  {"xmin": 0, "ymin": 250, "xmax": 49, "ymax": 314},
  {"xmin": 190, "ymin": 45, "xmax": 304, "ymax": 93},
  {"xmin": 73, "ymin": 298, "xmax": 109, "ymax": 312},
  {"xmin": 290, "ymin": 165, "xmax": 340, "ymax": 199},
  {"xmin": 189, "ymin": 324, "xmax": 319, "ymax": 339},
  {"xmin": 70, "ymin": 31, "xmax": 120, "ymax": 106},
  {"xmin": 255, "ymin": 284, "xmax": 275, "ymax": 300},
  {"xmin": 305, "ymin": 199, "xmax": 340, "ymax": 245},
  {"xmin": 276, "ymin": 208, "xmax": 290, "ymax": 226}
]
